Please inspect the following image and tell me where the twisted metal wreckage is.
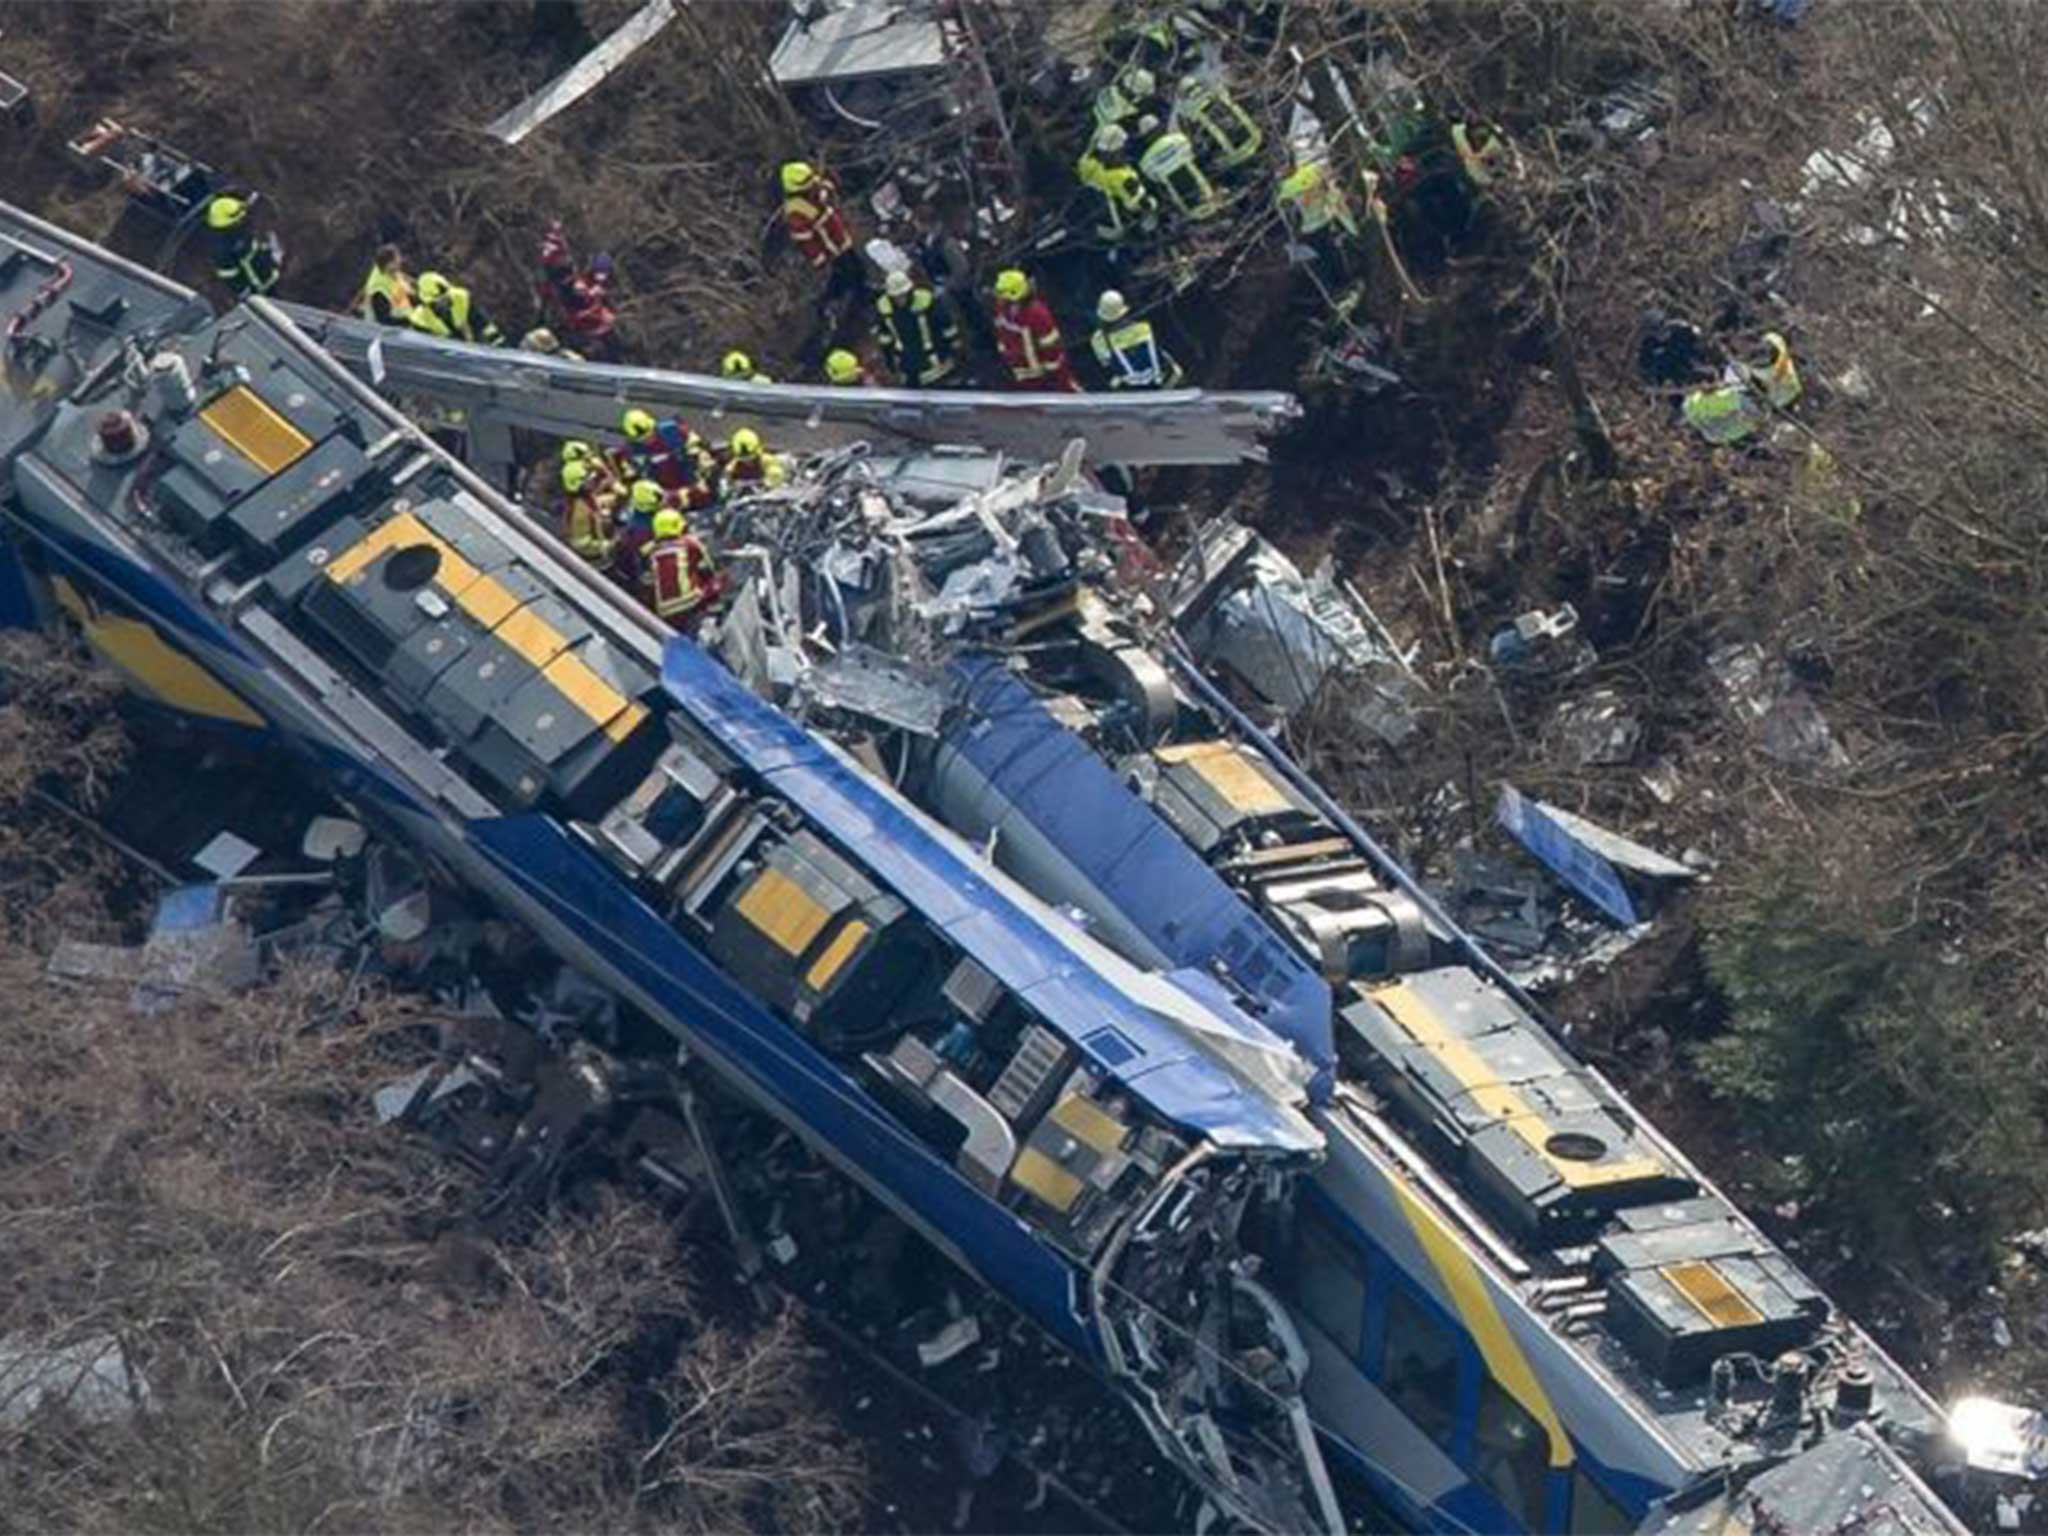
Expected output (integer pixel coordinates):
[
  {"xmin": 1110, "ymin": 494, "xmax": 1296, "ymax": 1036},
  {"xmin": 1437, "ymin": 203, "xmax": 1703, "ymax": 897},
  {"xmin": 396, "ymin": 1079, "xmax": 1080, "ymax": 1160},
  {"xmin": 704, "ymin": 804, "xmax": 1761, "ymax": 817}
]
[{"xmin": 0, "ymin": 198, "xmax": 2015, "ymax": 1535}]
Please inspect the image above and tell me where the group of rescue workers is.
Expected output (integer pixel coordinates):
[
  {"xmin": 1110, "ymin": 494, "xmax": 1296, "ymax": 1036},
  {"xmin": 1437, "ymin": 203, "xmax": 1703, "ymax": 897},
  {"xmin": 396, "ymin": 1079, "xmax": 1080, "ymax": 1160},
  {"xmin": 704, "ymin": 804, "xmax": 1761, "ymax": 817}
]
[
  {"xmin": 552, "ymin": 408, "xmax": 786, "ymax": 630},
  {"xmin": 189, "ymin": 0, "xmax": 1798, "ymax": 642}
]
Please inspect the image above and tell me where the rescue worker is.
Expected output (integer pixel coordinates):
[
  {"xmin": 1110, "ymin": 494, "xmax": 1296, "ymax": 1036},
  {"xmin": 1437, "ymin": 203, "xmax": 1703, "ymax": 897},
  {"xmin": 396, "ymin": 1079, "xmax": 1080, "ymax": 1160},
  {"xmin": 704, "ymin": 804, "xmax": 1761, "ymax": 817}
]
[
  {"xmin": 409, "ymin": 272, "xmax": 505, "ymax": 346},
  {"xmin": 354, "ymin": 243, "xmax": 413, "ymax": 325},
  {"xmin": 779, "ymin": 161, "xmax": 864, "ymax": 310},
  {"xmin": 1090, "ymin": 291, "xmax": 1183, "ymax": 390},
  {"xmin": 641, "ymin": 506, "xmax": 720, "ymax": 631},
  {"xmin": 722, "ymin": 427, "xmax": 787, "ymax": 490},
  {"xmin": 610, "ymin": 477, "xmax": 669, "ymax": 588},
  {"xmin": 1450, "ymin": 121, "xmax": 1518, "ymax": 190},
  {"xmin": 560, "ymin": 458, "xmax": 619, "ymax": 566},
  {"xmin": 1756, "ymin": 330, "xmax": 1802, "ymax": 408},
  {"xmin": 992, "ymin": 269, "xmax": 1079, "ymax": 392},
  {"xmin": 825, "ymin": 348, "xmax": 877, "ymax": 387},
  {"xmin": 537, "ymin": 221, "xmax": 617, "ymax": 355},
  {"xmin": 720, "ymin": 349, "xmax": 773, "ymax": 384},
  {"xmin": 1177, "ymin": 74, "xmax": 1263, "ymax": 173},
  {"xmin": 1094, "ymin": 66, "xmax": 1165, "ymax": 137},
  {"xmin": 1275, "ymin": 157, "xmax": 1361, "ymax": 274},
  {"xmin": 1681, "ymin": 333, "xmax": 1801, "ymax": 444},
  {"xmin": 618, "ymin": 407, "xmax": 708, "ymax": 494},
  {"xmin": 520, "ymin": 327, "xmax": 582, "ymax": 360},
  {"xmin": 204, "ymin": 195, "xmax": 281, "ymax": 298},
  {"xmin": 1138, "ymin": 125, "xmax": 1221, "ymax": 222},
  {"xmin": 874, "ymin": 268, "xmax": 961, "ymax": 387},
  {"xmin": 1077, "ymin": 124, "xmax": 1161, "ymax": 250}
]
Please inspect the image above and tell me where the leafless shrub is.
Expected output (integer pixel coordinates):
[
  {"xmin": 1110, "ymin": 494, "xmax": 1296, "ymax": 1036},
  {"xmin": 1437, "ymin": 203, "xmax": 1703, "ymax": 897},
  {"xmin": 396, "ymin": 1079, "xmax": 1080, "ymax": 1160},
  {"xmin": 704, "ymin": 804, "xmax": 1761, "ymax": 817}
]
[{"xmin": 0, "ymin": 932, "xmax": 862, "ymax": 1533}]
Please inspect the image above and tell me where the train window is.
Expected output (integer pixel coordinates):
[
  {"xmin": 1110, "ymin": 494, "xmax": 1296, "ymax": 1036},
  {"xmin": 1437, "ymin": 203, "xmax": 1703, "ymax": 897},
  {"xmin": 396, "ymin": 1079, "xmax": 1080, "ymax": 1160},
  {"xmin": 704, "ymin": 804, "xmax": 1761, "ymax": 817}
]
[
  {"xmin": 1473, "ymin": 1379, "xmax": 1550, "ymax": 1532},
  {"xmin": 1293, "ymin": 1209, "xmax": 1365, "ymax": 1357},
  {"xmin": 1568, "ymin": 1468, "xmax": 1633, "ymax": 1535},
  {"xmin": 1380, "ymin": 1286, "xmax": 1459, "ymax": 1447}
]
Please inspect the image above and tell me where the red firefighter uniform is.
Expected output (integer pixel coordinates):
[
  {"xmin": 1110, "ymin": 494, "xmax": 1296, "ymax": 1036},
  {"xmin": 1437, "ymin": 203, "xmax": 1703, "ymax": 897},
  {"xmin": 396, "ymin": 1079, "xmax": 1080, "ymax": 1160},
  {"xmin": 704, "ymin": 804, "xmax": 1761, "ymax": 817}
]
[
  {"xmin": 641, "ymin": 510, "xmax": 721, "ymax": 630},
  {"xmin": 780, "ymin": 162, "xmax": 855, "ymax": 271},
  {"xmin": 992, "ymin": 271, "xmax": 1079, "ymax": 392}
]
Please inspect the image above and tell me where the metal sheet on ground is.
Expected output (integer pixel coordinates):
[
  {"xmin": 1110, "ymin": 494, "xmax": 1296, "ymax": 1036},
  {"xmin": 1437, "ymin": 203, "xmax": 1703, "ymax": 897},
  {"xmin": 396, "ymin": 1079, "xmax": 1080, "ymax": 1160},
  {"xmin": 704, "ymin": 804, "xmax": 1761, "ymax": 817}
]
[{"xmin": 485, "ymin": 0, "xmax": 680, "ymax": 146}]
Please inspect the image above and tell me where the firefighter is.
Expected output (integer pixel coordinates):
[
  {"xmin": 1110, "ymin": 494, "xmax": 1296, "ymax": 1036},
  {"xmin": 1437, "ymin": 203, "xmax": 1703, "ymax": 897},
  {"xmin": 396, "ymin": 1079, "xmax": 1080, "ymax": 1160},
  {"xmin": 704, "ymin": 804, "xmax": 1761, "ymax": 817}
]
[
  {"xmin": 825, "ymin": 348, "xmax": 877, "ymax": 387},
  {"xmin": 409, "ymin": 272, "xmax": 505, "ymax": 346},
  {"xmin": 617, "ymin": 407, "xmax": 708, "ymax": 494},
  {"xmin": 354, "ymin": 243, "xmax": 412, "ymax": 325},
  {"xmin": 1450, "ymin": 121, "xmax": 1519, "ymax": 189},
  {"xmin": 1090, "ymin": 291, "xmax": 1183, "ymax": 390},
  {"xmin": 537, "ymin": 221, "xmax": 617, "ymax": 354},
  {"xmin": 640, "ymin": 506, "xmax": 720, "ymax": 631},
  {"xmin": 779, "ymin": 161, "xmax": 864, "ymax": 311},
  {"xmin": 1077, "ymin": 124, "xmax": 1161, "ymax": 250},
  {"xmin": 519, "ymin": 326, "xmax": 582, "ymax": 360},
  {"xmin": 1094, "ymin": 66, "xmax": 1165, "ymax": 138},
  {"xmin": 1177, "ymin": 74, "xmax": 1263, "ymax": 174},
  {"xmin": 610, "ymin": 477, "xmax": 671, "ymax": 588},
  {"xmin": 204, "ymin": 195, "xmax": 281, "ymax": 298},
  {"xmin": 722, "ymin": 427, "xmax": 786, "ymax": 490},
  {"xmin": 559, "ymin": 458, "xmax": 619, "ymax": 566},
  {"xmin": 1138, "ymin": 125, "xmax": 1222, "ymax": 222},
  {"xmin": 1275, "ymin": 157, "xmax": 1361, "ymax": 277},
  {"xmin": 720, "ymin": 349, "xmax": 773, "ymax": 383},
  {"xmin": 874, "ymin": 269, "xmax": 961, "ymax": 387},
  {"xmin": 992, "ymin": 269, "xmax": 1078, "ymax": 392}
]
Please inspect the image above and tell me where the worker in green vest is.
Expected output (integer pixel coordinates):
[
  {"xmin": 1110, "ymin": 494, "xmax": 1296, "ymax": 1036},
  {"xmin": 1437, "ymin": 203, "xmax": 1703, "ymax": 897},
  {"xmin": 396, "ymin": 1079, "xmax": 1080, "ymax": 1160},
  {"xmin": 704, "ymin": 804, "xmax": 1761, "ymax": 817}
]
[
  {"xmin": 1077, "ymin": 124, "xmax": 1162, "ymax": 249},
  {"xmin": 408, "ymin": 272, "xmax": 505, "ymax": 346},
  {"xmin": 1139, "ymin": 125, "xmax": 1221, "ymax": 221},
  {"xmin": 1177, "ymin": 74, "xmax": 1263, "ymax": 174}
]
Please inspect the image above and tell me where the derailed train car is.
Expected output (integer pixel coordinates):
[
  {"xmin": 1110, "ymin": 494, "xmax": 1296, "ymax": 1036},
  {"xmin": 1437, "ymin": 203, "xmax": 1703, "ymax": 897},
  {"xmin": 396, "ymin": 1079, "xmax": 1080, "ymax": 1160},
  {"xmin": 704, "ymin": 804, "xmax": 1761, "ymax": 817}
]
[{"xmin": 0, "ymin": 199, "xmax": 1984, "ymax": 1534}]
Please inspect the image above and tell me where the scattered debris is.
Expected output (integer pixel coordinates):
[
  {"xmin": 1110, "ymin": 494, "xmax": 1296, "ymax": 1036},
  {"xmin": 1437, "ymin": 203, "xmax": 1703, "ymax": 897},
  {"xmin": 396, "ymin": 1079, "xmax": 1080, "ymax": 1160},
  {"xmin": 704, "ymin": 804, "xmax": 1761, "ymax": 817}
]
[
  {"xmin": 1707, "ymin": 640, "xmax": 1851, "ymax": 769},
  {"xmin": 0, "ymin": 1334, "xmax": 153, "ymax": 1427},
  {"xmin": 1169, "ymin": 518, "xmax": 1418, "ymax": 740}
]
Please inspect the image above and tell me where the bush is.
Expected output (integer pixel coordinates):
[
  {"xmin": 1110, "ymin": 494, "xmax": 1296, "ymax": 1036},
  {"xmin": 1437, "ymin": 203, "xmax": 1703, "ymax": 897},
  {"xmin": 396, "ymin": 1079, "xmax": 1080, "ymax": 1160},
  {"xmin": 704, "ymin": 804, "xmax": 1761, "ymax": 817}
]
[{"xmin": 1698, "ymin": 865, "xmax": 2048, "ymax": 1267}]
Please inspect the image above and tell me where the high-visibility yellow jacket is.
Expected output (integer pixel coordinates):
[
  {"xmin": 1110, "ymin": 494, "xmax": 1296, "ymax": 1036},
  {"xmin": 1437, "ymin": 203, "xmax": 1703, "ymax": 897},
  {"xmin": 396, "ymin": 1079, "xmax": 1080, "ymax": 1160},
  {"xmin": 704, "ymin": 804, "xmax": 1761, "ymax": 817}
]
[
  {"xmin": 409, "ymin": 286, "xmax": 504, "ymax": 346},
  {"xmin": 357, "ymin": 264, "xmax": 413, "ymax": 325}
]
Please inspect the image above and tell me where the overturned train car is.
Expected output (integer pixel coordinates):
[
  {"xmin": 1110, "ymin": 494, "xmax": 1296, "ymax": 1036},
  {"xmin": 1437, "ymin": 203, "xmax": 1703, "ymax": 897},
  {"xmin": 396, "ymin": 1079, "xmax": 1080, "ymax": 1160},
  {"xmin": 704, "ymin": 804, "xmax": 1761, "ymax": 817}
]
[{"xmin": 0, "ymin": 200, "xmax": 1977, "ymax": 1535}]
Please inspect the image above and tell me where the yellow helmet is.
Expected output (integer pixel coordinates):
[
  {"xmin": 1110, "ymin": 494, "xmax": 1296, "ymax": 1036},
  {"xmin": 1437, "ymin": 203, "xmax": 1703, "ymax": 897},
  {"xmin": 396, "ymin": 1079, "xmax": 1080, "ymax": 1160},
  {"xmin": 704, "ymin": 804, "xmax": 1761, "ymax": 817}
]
[
  {"xmin": 994, "ymin": 268, "xmax": 1030, "ymax": 302},
  {"xmin": 630, "ymin": 479, "xmax": 664, "ymax": 514},
  {"xmin": 416, "ymin": 271, "xmax": 451, "ymax": 305},
  {"xmin": 651, "ymin": 507, "xmax": 686, "ymax": 539},
  {"xmin": 561, "ymin": 439, "xmax": 593, "ymax": 463},
  {"xmin": 562, "ymin": 460, "xmax": 591, "ymax": 493},
  {"xmin": 825, "ymin": 349, "xmax": 861, "ymax": 384},
  {"xmin": 781, "ymin": 161, "xmax": 817, "ymax": 194},
  {"xmin": 730, "ymin": 427, "xmax": 762, "ymax": 457},
  {"xmin": 721, "ymin": 350, "xmax": 754, "ymax": 379},
  {"xmin": 621, "ymin": 408, "xmax": 656, "ymax": 441},
  {"xmin": 205, "ymin": 195, "xmax": 247, "ymax": 231}
]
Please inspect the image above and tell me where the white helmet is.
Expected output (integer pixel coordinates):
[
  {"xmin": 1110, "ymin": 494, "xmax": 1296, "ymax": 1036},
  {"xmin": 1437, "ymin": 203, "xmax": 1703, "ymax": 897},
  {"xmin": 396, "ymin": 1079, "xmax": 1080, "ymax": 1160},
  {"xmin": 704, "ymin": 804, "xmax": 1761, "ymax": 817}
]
[
  {"xmin": 1097, "ymin": 289, "xmax": 1130, "ymax": 324},
  {"xmin": 1093, "ymin": 122, "xmax": 1129, "ymax": 156},
  {"xmin": 1123, "ymin": 66, "xmax": 1156, "ymax": 99},
  {"xmin": 884, "ymin": 268, "xmax": 913, "ymax": 298}
]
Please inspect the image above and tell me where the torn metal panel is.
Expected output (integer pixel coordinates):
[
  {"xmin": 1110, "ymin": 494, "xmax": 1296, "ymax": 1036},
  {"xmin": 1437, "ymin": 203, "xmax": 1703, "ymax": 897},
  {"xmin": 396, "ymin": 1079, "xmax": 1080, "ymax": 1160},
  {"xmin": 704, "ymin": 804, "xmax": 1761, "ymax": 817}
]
[
  {"xmin": 771, "ymin": 2, "xmax": 949, "ymax": 86},
  {"xmin": 485, "ymin": 0, "xmax": 680, "ymax": 146},
  {"xmin": 1170, "ymin": 519, "xmax": 1417, "ymax": 740},
  {"xmin": 273, "ymin": 303, "xmax": 1296, "ymax": 467},
  {"xmin": 1495, "ymin": 787, "xmax": 1638, "ymax": 927},
  {"xmin": 1533, "ymin": 801, "xmax": 1697, "ymax": 883}
]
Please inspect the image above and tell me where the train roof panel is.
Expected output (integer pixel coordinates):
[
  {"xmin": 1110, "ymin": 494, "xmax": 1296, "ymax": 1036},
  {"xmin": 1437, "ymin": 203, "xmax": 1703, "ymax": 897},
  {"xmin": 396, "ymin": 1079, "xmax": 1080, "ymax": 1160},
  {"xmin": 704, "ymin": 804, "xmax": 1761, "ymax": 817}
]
[{"xmin": 661, "ymin": 639, "xmax": 1321, "ymax": 1152}]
